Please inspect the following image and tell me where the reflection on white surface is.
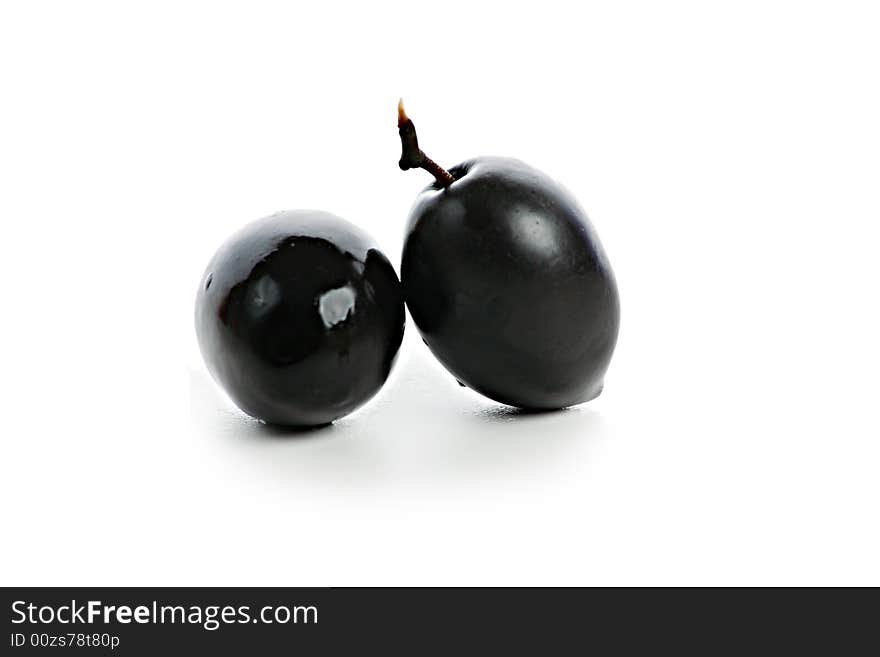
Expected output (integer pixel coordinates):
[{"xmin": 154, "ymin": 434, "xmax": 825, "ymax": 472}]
[{"xmin": 188, "ymin": 334, "xmax": 610, "ymax": 492}]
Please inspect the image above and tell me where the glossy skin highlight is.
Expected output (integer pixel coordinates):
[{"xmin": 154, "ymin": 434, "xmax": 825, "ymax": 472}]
[
  {"xmin": 196, "ymin": 211, "xmax": 405, "ymax": 426},
  {"xmin": 402, "ymin": 157, "xmax": 619, "ymax": 410}
]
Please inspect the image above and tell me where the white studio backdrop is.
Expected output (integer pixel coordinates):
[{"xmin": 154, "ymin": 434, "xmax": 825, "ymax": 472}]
[{"xmin": 1, "ymin": 1, "xmax": 878, "ymax": 585}]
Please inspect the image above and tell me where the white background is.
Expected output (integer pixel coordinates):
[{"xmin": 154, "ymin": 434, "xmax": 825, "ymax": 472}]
[{"xmin": 1, "ymin": 1, "xmax": 878, "ymax": 586}]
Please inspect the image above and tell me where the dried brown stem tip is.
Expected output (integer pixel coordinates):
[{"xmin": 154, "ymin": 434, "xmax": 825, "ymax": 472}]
[
  {"xmin": 397, "ymin": 98, "xmax": 409, "ymax": 128},
  {"xmin": 397, "ymin": 99, "xmax": 455, "ymax": 188}
]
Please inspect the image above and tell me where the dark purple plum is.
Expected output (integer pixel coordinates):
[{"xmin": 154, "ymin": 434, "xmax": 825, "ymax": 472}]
[
  {"xmin": 196, "ymin": 210, "xmax": 404, "ymax": 426},
  {"xmin": 397, "ymin": 102, "xmax": 619, "ymax": 409}
]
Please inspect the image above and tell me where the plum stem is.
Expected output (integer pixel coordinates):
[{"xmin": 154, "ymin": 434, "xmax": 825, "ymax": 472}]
[{"xmin": 397, "ymin": 99, "xmax": 455, "ymax": 188}]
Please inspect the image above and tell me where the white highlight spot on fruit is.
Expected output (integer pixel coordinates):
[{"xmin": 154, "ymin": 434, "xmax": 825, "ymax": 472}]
[
  {"xmin": 318, "ymin": 284, "xmax": 356, "ymax": 329},
  {"xmin": 248, "ymin": 274, "xmax": 281, "ymax": 317}
]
